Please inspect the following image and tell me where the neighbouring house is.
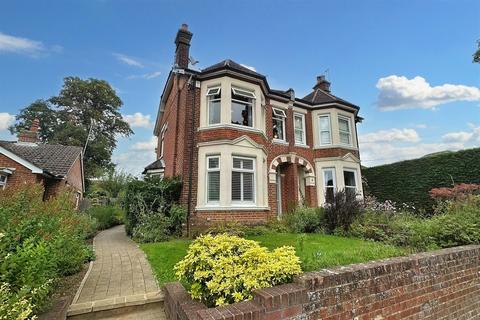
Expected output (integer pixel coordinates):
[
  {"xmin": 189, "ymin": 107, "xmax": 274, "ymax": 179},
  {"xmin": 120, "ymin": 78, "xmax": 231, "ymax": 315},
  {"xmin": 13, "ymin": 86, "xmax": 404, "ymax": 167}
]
[
  {"xmin": 145, "ymin": 24, "xmax": 363, "ymax": 229},
  {"xmin": 0, "ymin": 119, "xmax": 85, "ymax": 207}
]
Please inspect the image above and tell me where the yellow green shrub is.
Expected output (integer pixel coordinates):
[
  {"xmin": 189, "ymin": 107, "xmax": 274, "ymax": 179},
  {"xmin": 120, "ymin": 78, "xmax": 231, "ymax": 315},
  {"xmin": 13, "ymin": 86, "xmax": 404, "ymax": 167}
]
[{"xmin": 174, "ymin": 233, "xmax": 302, "ymax": 307}]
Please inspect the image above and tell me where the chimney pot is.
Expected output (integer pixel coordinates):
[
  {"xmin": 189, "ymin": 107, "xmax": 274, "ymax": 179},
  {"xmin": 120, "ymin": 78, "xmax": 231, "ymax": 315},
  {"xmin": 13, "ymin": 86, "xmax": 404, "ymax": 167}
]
[
  {"xmin": 313, "ymin": 75, "xmax": 331, "ymax": 92},
  {"xmin": 174, "ymin": 23, "xmax": 193, "ymax": 69}
]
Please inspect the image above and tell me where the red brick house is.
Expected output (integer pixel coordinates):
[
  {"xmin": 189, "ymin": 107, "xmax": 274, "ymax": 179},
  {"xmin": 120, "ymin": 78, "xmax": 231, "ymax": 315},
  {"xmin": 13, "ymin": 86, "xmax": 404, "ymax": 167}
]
[
  {"xmin": 145, "ymin": 24, "xmax": 363, "ymax": 229},
  {"xmin": 0, "ymin": 120, "xmax": 85, "ymax": 206}
]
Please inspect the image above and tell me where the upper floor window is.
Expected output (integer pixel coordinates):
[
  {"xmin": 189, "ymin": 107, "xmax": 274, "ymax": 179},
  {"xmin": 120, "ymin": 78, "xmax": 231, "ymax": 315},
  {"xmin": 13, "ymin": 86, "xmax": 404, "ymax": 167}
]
[
  {"xmin": 294, "ymin": 113, "xmax": 306, "ymax": 145},
  {"xmin": 232, "ymin": 157, "xmax": 255, "ymax": 203},
  {"xmin": 160, "ymin": 124, "xmax": 167, "ymax": 158},
  {"xmin": 272, "ymin": 108, "xmax": 286, "ymax": 141},
  {"xmin": 207, "ymin": 87, "xmax": 221, "ymax": 125},
  {"xmin": 0, "ymin": 174, "xmax": 7, "ymax": 190},
  {"xmin": 231, "ymin": 87, "xmax": 255, "ymax": 127},
  {"xmin": 206, "ymin": 156, "xmax": 220, "ymax": 203},
  {"xmin": 318, "ymin": 115, "xmax": 332, "ymax": 145},
  {"xmin": 343, "ymin": 169, "xmax": 357, "ymax": 196},
  {"xmin": 338, "ymin": 116, "xmax": 352, "ymax": 145}
]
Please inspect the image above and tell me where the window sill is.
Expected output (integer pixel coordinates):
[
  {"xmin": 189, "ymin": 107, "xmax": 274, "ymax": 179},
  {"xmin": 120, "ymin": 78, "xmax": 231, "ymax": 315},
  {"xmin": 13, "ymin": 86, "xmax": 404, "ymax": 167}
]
[
  {"xmin": 294, "ymin": 143, "xmax": 310, "ymax": 149},
  {"xmin": 314, "ymin": 144, "xmax": 358, "ymax": 150},
  {"xmin": 196, "ymin": 205, "xmax": 270, "ymax": 211},
  {"xmin": 198, "ymin": 124, "xmax": 266, "ymax": 137},
  {"xmin": 272, "ymin": 139, "xmax": 288, "ymax": 145}
]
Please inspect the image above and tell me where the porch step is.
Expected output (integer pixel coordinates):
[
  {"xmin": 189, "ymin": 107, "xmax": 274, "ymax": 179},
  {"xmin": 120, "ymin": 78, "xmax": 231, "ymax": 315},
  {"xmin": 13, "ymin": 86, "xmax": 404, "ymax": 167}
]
[{"xmin": 67, "ymin": 291, "xmax": 165, "ymax": 320}]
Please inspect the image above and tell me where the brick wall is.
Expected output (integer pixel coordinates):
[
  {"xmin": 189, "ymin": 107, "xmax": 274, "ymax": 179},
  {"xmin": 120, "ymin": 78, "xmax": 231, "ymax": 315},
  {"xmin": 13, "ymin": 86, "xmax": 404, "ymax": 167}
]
[
  {"xmin": 0, "ymin": 154, "xmax": 43, "ymax": 188},
  {"xmin": 164, "ymin": 245, "xmax": 480, "ymax": 320}
]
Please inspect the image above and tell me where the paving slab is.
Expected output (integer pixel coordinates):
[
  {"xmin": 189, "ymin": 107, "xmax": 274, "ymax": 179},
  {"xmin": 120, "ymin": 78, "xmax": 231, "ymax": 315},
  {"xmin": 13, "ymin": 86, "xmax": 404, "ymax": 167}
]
[{"xmin": 68, "ymin": 225, "xmax": 165, "ymax": 319}]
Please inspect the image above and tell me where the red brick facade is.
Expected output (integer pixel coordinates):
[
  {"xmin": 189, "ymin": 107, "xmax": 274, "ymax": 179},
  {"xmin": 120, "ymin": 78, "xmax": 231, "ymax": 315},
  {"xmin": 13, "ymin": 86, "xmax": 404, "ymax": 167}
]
[
  {"xmin": 0, "ymin": 152, "xmax": 84, "ymax": 204},
  {"xmin": 153, "ymin": 25, "xmax": 362, "ymax": 229},
  {"xmin": 164, "ymin": 245, "xmax": 480, "ymax": 320}
]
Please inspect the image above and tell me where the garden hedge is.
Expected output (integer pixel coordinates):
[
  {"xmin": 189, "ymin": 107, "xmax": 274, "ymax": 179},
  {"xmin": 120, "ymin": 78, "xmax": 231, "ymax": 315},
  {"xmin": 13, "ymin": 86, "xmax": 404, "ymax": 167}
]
[{"xmin": 362, "ymin": 148, "xmax": 480, "ymax": 212}]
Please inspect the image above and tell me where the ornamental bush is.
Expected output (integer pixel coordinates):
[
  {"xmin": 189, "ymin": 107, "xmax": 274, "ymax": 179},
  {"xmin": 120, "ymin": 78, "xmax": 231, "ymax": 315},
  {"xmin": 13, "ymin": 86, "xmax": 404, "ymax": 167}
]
[
  {"xmin": 174, "ymin": 234, "xmax": 302, "ymax": 307},
  {"xmin": 0, "ymin": 183, "xmax": 95, "ymax": 314}
]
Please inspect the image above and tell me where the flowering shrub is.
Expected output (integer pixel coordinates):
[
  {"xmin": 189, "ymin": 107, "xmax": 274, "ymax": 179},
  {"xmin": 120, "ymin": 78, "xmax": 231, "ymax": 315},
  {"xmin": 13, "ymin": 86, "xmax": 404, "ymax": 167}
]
[
  {"xmin": 429, "ymin": 183, "xmax": 480, "ymax": 201},
  {"xmin": 174, "ymin": 234, "xmax": 301, "ymax": 307},
  {"xmin": 0, "ymin": 183, "xmax": 95, "ymax": 315},
  {"xmin": 0, "ymin": 283, "xmax": 37, "ymax": 320}
]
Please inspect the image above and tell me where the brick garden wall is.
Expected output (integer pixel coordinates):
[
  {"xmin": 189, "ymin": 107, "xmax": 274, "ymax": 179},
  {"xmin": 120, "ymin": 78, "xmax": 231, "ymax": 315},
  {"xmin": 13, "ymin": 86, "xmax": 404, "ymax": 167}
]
[{"xmin": 164, "ymin": 245, "xmax": 480, "ymax": 320}]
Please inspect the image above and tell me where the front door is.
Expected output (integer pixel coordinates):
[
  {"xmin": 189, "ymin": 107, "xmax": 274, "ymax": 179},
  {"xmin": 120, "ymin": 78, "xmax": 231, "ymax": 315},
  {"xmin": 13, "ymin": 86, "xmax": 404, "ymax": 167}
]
[{"xmin": 276, "ymin": 170, "xmax": 282, "ymax": 219}]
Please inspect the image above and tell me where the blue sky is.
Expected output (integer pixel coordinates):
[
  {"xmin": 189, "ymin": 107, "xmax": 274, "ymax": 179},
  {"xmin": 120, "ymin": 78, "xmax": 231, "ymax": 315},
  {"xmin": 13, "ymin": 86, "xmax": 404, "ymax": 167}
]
[{"xmin": 1, "ymin": 0, "xmax": 479, "ymax": 174}]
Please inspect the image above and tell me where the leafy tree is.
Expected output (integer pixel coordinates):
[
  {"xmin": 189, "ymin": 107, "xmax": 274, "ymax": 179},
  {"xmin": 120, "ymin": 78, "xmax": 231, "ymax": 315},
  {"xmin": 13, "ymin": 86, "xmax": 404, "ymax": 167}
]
[
  {"xmin": 10, "ymin": 77, "xmax": 133, "ymax": 179},
  {"xmin": 9, "ymin": 99, "xmax": 59, "ymax": 141}
]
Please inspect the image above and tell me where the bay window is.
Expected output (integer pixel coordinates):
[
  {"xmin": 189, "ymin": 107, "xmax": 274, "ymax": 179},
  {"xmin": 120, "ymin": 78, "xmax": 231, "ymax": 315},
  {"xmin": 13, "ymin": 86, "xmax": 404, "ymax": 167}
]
[
  {"xmin": 272, "ymin": 108, "xmax": 286, "ymax": 141},
  {"xmin": 294, "ymin": 113, "xmax": 306, "ymax": 145},
  {"xmin": 231, "ymin": 87, "xmax": 255, "ymax": 127},
  {"xmin": 338, "ymin": 116, "xmax": 352, "ymax": 145},
  {"xmin": 322, "ymin": 168, "xmax": 336, "ymax": 203},
  {"xmin": 319, "ymin": 115, "xmax": 332, "ymax": 145},
  {"xmin": 343, "ymin": 169, "xmax": 357, "ymax": 196},
  {"xmin": 232, "ymin": 157, "xmax": 255, "ymax": 203},
  {"xmin": 207, "ymin": 87, "xmax": 221, "ymax": 125},
  {"xmin": 206, "ymin": 156, "xmax": 220, "ymax": 203}
]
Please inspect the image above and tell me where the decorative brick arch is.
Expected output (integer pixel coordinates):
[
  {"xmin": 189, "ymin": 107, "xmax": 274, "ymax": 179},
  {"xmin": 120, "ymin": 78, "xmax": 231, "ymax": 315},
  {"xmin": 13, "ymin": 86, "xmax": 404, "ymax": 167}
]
[{"xmin": 269, "ymin": 154, "xmax": 315, "ymax": 178}]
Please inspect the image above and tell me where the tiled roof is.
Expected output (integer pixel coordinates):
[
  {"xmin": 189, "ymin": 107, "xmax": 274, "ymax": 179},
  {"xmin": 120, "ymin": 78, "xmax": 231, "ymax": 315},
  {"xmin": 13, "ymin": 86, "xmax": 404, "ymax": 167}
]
[
  {"xmin": 0, "ymin": 141, "xmax": 82, "ymax": 177},
  {"xmin": 143, "ymin": 158, "xmax": 165, "ymax": 174},
  {"xmin": 201, "ymin": 59, "xmax": 262, "ymax": 78},
  {"xmin": 302, "ymin": 89, "xmax": 358, "ymax": 108}
]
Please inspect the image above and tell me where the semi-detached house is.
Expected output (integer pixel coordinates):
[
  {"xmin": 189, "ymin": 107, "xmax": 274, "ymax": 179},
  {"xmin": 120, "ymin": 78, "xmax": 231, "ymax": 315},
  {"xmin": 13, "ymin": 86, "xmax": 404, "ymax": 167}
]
[{"xmin": 145, "ymin": 24, "xmax": 364, "ymax": 230}]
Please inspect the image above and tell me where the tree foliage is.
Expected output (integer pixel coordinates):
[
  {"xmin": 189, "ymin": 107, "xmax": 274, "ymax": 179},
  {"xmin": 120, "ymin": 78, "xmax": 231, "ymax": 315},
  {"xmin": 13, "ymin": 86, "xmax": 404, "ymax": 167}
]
[
  {"xmin": 362, "ymin": 148, "xmax": 480, "ymax": 213},
  {"xmin": 474, "ymin": 40, "xmax": 480, "ymax": 63},
  {"xmin": 10, "ymin": 77, "xmax": 133, "ymax": 178}
]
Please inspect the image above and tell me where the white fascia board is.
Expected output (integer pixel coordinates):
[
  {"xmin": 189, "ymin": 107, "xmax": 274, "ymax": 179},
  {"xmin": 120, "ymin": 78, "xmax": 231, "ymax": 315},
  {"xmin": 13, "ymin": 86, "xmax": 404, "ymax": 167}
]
[{"xmin": 0, "ymin": 146, "xmax": 43, "ymax": 174}]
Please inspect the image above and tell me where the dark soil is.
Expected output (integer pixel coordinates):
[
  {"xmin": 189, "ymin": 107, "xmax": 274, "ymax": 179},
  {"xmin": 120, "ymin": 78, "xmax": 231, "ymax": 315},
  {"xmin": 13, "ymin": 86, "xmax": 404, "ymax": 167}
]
[{"xmin": 38, "ymin": 263, "xmax": 89, "ymax": 320}]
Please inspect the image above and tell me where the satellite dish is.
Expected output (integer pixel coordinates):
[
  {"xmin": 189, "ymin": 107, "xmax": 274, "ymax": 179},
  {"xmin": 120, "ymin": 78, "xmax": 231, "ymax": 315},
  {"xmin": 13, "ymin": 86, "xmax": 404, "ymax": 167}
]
[{"xmin": 189, "ymin": 56, "xmax": 199, "ymax": 66}]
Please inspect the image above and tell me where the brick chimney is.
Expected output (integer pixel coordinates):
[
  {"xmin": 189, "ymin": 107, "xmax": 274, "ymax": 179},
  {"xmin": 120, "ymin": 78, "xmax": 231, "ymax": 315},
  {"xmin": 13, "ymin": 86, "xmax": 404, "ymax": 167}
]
[
  {"xmin": 313, "ymin": 75, "xmax": 331, "ymax": 92},
  {"xmin": 18, "ymin": 119, "xmax": 40, "ymax": 143},
  {"xmin": 174, "ymin": 23, "xmax": 193, "ymax": 69}
]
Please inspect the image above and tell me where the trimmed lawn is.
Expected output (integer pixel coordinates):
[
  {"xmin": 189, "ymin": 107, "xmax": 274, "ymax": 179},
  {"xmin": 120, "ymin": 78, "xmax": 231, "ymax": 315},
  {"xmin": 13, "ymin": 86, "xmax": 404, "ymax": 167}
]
[{"xmin": 141, "ymin": 233, "xmax": 407, "ymax": 286}]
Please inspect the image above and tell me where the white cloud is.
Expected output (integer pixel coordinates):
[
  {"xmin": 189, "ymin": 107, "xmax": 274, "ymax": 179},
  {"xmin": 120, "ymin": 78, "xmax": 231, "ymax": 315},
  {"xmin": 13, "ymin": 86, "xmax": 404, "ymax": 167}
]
[
  {"xmin": 442, "ymin": 125, "xmax": 480, "ymax": 143},
  {"xmin": 360, "ymin": 128, "xmax": 420, "ymax": 143},
  {"xmin": 132, "ymin": 136, "xmax": 157, "ymax": 151},
  {"xmin": 240, "ymin": 64, "xmax": 257, "ymax": 72},
  {"xmin": 123, "ymin": 113, "xmax": 153, "ymax": 128},
  {"xmin": 0, "ymin": 32, "xmax": 45, "ymax": 56},
  {"xmin": 416, "ymin": 124, "xmax": 427, "ymax": 129},
  {"xmin": 376, "ymin": 75, "xmax": 480, "ymax": 111},
  {"xmin": 112, "ymin": 150, "xmax": 156, "ymax": 176},
  {"xmin": 127, "ymin": 71, "xmax": 161, "ymax": 80},
  {"xmin": 0, "ymin": 113, "xmax": 15, "ymax": 130},
  {"xmin": 113, "ymin": 53, "xmax": 144, "ymax": 68}
]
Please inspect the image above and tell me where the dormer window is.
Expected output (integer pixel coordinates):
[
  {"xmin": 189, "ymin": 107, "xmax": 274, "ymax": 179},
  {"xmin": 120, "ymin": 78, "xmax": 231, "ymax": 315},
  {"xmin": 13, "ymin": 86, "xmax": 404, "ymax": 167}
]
[
  {"xmin": 231, "ymin": 87, "xmax": 255, "ymax": 127},
  {"xmin": 272, "ymin": 108, "xmax": 286, "ymax": 141},
  {"xmin": 207, "ymin": 87, "xmax": 221, "ymax": 125},
  {"xmin": 338, "ymin": 116, "xmax": 352, "ymax": 145}
]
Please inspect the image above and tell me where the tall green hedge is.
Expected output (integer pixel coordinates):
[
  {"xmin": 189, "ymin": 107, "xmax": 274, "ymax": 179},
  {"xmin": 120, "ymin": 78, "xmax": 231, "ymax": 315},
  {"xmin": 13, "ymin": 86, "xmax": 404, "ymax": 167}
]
[{"xmin": 362, "ymin": 148, "xmax": 480, "ymax": 212}]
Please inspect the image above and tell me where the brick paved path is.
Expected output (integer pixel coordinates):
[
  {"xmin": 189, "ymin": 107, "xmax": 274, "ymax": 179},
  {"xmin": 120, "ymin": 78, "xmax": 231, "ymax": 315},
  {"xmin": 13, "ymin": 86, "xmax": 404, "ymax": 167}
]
[
  {"xmin": 68, "ymin": 225, "xmax": 165, "ymax": 319},
  {"xmin": 76, "ymin": 225, "xmax": 160, "ymax": 303}
]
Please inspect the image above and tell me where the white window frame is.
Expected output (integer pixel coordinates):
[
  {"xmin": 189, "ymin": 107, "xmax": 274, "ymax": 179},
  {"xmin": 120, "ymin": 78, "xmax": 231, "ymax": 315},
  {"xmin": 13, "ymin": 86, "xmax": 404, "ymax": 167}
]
[
  {"xmin": 0, "ymin": 174, "xmax": 7, "ymax": 190},
  {"xmin": 231, "ymin": 156, "xmax": 256, "ymax": 204},
  {"xmin": 272, "ymin": 107, "xmax": 286, "ymax": 141},
  {"xmin": 343, "ymin": 168, "xmax": 358, "ymax": 194},
  {"xmin": 206, "ymin": 87, "xmax": 221, "ymax": 125},
  {"xmin": 231, "ymin": 87, "xmax": 255, "ymax": 127},
  {"xmin": 318, "ymin": 114, "xmax": 332, "ymax": 145},
  {"xmin": 338, "ymin": 115, "xmax": 352, "ymax": 146},
  {"xmin": 206, "ymin": 155, "xmax": 221, "ymax": 204},
  {"xmin": 322, "ymin": 167, "xmax": 336, "ymax": 202},
  {"xmin": 294, "ymin": 112, "xmax": 306, "ymax": 145},
  {"xmin": 160, "ymin": 124, "xmax": 167, "ymax": 158}
]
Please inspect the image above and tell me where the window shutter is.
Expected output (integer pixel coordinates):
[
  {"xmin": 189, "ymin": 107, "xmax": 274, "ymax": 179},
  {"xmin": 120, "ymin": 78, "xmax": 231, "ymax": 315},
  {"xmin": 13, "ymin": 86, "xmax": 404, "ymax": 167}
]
[
  {"xmin": 207, "ymin": 171, "xmax": 220, "ymax": 201},
  {"xmin": 232, "ymin": 171, "xmax": 242, "ymax": 201}
]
